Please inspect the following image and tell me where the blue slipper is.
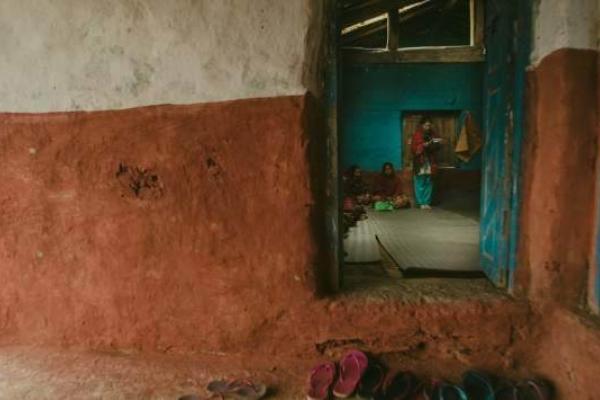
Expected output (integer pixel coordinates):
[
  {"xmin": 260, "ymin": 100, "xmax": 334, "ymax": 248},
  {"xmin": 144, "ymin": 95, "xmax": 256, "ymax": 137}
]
[
  {"xmin": 495, "ymin": 382, "xmax": 519, "ymax": 400},
  {"xmin": 462, "ymin": 371, "xmax": 495, "ymax": 400},
  {"xmin": 431, "ymin": 382, "xmax": 468, "ymax": 400},
  {"xmin": 518, "ymin": 379, "xmax": 553, "ymax": 400}
]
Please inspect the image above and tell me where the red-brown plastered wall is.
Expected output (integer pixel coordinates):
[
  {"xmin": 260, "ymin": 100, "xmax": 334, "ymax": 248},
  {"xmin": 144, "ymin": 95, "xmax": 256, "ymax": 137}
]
[
  {"xmin": 519, "ymin": 48, "xmax": 598, "ymax": 305},
  {"xmin": 0, "ymin": 94, "xmax": 533, "ymax": 377},
  {"xmin": 519, "ymin": 48, "xmax": 600, "ymax": 398},
  {"xmin": 0, "ymin": 96, "xmax": 319, "ymax": 352}
]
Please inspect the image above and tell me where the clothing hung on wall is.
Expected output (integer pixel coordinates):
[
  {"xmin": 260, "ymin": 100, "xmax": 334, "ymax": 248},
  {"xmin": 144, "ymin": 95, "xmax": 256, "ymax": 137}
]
[{"xmin": 455, "ymin": 111, "xmax": 482, "ymax": 162}]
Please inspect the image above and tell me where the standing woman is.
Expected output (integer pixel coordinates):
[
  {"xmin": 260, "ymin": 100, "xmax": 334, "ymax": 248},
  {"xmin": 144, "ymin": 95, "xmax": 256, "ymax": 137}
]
[{"xmin": 411, "ymin": 117, "xmax": 442, "ymax": 209}]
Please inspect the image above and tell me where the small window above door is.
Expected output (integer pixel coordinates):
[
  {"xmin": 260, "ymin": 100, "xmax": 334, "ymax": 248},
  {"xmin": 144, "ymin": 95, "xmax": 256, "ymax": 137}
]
[
  {"xmin": 340, "ymin": 0, "xmax": 485, "ymax": 63},
  {"xmin": 396, "ymin": 0, "xmax": 471, "ymax": 48}
]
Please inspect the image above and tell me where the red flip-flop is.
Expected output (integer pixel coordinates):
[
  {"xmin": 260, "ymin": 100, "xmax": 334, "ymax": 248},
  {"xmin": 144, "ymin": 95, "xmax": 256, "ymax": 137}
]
[
  {"xmin": 307, "ymin": 362, "xmax": 336, "ymax": 400},
  {"xmin": 332, "ymin": 350, "xmax": 368, "ymax": 398}
]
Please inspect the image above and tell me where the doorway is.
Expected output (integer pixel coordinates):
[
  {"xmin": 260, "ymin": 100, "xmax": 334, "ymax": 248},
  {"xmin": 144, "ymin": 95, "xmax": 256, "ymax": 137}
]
[
  {"xmin": 336, "ymin": 0, "xmax": 531, "ymax": 288},
  {"xmin": 343, "ymin": 109, "xmax": 482, "ymax": 276}
]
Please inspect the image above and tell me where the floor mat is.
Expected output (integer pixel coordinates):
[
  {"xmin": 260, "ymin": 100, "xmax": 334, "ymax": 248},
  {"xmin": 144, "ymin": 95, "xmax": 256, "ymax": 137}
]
[
  {"xmin": 367, "ymin": 208, "xmax": 481, "ymax": 273},
  {"xmin": 343, "ymin": 217, "xmax": 381, "ymax": 264}
]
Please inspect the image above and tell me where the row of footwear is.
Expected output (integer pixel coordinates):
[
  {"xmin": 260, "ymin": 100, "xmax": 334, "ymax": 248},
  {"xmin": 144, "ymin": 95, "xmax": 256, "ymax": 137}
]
[{"xmin": 306, "ymin": 350, "xmax": 553, "ymax": 400}]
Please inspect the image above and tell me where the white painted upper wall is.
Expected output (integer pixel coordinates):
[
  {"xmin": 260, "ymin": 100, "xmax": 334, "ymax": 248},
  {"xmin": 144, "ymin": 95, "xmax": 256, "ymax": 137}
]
[
  {"xmin": 531, "ymin": 0, "xmax": 599, "ymax": 64},
  {"xmin": 0, "ymin": 0, "xmax": 320, "ymax": 112}
]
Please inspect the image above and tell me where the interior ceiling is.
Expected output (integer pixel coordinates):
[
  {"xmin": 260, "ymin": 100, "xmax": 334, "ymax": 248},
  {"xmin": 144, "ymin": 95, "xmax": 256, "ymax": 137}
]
[
  {"xmin": 339, "ymin": 0, "xmax": 458, "ymax": 29},
  {"xmin": 340, "ymin": 0, "xmax": 467, "ymax": 47}
]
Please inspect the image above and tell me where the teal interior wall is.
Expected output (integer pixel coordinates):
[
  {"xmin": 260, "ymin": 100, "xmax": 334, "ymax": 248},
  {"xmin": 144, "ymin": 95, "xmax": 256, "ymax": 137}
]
[{"xmin": 341, "ymin": 62, "xmax": 484, "ymax": 172}]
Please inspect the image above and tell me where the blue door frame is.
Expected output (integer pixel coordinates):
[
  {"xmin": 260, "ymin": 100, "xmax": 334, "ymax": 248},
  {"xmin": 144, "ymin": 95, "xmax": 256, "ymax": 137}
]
[{"xmin": 480, "ymin": 0, "xmax": 531, "ymax": 288}]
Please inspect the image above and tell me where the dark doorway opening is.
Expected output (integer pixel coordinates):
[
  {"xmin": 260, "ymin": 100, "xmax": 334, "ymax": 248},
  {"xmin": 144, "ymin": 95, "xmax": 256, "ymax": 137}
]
[{"xmin": 335, "ymin": 0, "xmax": 531, "ymax": 289}]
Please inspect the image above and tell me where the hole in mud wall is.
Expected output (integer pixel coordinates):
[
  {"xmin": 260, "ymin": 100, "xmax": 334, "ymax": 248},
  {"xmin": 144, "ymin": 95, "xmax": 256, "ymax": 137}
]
[
  {"xmin": 205, "ymin": 157, "xmax": 223, "ymax": 180},
  {"xmin": 116, "ymin": 163, "xmax": 164, "ymax": 200}
]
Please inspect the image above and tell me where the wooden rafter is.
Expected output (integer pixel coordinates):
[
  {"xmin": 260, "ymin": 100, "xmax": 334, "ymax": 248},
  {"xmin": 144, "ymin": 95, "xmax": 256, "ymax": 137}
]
[
  {"xmin": 340, "ymin": 0, "xmax": 381, "ymax": 11},
  {"xmin": 342, "ymin": 20, "xmax": 387, "ymax": 45},
  {"xmin": 342, "ymin": 0, "xmax": 423, "ymax": 27},
  {"xmin": 342, "ymin": 45, "xmax": 485, "ymax": 64},
  {"xmin": 387, "ymin": 9, "xmax": 400, "ymax": 50},
  {"xmin": 341, "ymin": 2, "xmax": 438, "ymax": 48},
  {"xmin": 399, "ymin": 2, "xmax": 439, "ymax": 25},
  {"xmin": 340, "ymin": 0, "xmax": 486, "ymax": 64}
]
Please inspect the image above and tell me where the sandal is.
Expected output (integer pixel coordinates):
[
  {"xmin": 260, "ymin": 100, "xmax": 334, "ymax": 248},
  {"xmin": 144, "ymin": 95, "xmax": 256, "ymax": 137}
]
[
  {"xmin": 356, "ymin": 359, "xmax": 387, "ymax": 400},
  {"xmin": 383, "ymin": 370, "xmax": 419, "ymax": 400},
  {"xmin": 495, "ymin": 382, "xmax": 519, "ymax": 400},
  {"xmin": 307, "ymin": 362, "xmax": 336, "ymax": 400},
  {"xmin": 207, "ymin": 379, "xmax": 267, "ymax": 400},
  {"xmin": 179, "ymin": 395, "xmax": 223, "ymax": 400},
  {"xmin": 517, "ymin": 379, "xmax": 553, "ymax": 400},
  {"xmin": 462, "ymin": 371, "xmax": 495, "ymax": 400},
  {"xmin": 332, "ymin": 350, "xmax": 368, "ymax": 398},
  {"xmin": 431, "ymin": 381, "xmax": 468, "ymax": 400},
  {"xmin": 412, "ymin": 383, "xmax": 433, "ymax": 400}
]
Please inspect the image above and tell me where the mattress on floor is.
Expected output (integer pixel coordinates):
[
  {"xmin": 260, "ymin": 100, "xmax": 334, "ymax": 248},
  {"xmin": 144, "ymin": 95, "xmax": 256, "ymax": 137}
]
[
  {"xmin": 343, "ymin": 217, "xmax": 381, "ymax": 264},
  {"xmin": 367, "ymin": 209, "xmax": 481, "ymax": 272}
]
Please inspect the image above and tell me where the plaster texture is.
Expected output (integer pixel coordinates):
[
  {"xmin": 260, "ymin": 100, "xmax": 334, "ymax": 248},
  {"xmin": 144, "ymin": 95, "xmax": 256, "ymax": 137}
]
[
  {"xmin": 531, "ymin": 0, "xmax": 599, "ymax": 64},
  {"xmin": 0, "ymin": 0, "xmax": 323, "ymax": 112}
]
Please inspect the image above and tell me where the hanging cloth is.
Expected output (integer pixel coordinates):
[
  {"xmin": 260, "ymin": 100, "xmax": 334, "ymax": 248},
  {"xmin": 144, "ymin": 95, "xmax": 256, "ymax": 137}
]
[{"xmin": 455, "ymin": 111, "xmax": 482, "ymax": 162}]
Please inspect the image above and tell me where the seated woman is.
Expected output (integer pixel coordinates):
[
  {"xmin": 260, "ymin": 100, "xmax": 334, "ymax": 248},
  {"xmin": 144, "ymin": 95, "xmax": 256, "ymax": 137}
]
[
  {"xmin": 342, "ymin": 165, "xmax": 370, "ymax": 223},
  {"xmin": 343, "ymin": 165, "xmax": 371, "ymax": 205},
  {"xmin": 373, "ymin": 162, "xmax": 410, "ymax": 209}
]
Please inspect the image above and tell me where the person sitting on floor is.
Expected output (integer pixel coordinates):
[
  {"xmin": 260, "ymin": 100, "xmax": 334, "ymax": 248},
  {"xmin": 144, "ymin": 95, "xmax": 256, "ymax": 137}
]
[
  {"xmin": 343, "ymin": 165, "xmax": 371, "ymax": 205},
  {"xmin": 373, "ymin": 162, "xmax": 410, "ymax": 209},
  {"xmin": 342, "ymin": 165, "xmax": 369, "ymax": 224}
]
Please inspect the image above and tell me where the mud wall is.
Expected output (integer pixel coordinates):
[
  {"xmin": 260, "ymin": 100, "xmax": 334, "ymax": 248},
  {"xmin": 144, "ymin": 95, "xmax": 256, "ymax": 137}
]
[
  {"xmin": 0, "ymin": 1, "xmax": 599, "ymax": 398},
  {"xmin": 0, "ymin": 0, "xmax": 534, "ymax": 375},
  {"xmin": 0, "ymin": 97, "xmax": 322, "ymax": 351},
  {"xmin": 518, "ymin": 0, "xmax": 600, "ymax": 397}
]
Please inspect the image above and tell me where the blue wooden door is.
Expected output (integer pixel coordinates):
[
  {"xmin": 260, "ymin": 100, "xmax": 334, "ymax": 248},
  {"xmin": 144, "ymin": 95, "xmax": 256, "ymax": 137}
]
[{"xmin": 480, "ymin": 0, "xmax": 518, "ymax": 286}]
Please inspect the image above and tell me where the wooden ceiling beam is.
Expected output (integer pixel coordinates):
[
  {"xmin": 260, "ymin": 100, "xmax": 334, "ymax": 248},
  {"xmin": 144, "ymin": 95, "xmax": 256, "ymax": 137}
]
[
  {"xmin": 342, "ymin": 45, "xmax": 485, "ymax": 64},
  {"xmin": 341, "ymin": 20, "xmax": 387, "ymax": 45},
  {"xmin": 340, "ymin": 2, "xmax": 438, "ymax": 48},
  {"xmin": 342, "ymin": 0, "xmax": 421, "ymax": 27},
  {"xmin": 340, "ymin": 0, "xmax": 381, "ymax": 12}
]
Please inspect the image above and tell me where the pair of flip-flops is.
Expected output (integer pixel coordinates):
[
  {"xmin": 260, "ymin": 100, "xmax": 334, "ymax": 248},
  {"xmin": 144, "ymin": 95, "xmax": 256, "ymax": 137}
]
[
  {"xmin": 307, "ymin": 350, "xmax": 368, "ymax": 400},
  {"xmin": 420, "ymin": 372, "xmax": 552, "ymax": 400},
  {"xmin": 495, "ymin": 379, "xmax": 553, "ymax": 400},
  {"xmin": 461, "ymin": 372, "xmax": 552, "ymax": 400},
  {"xmin": 179, "ymin": 379, "xmax": 267, "ymax": 400},
  {"xmin": 307, "ymin": 350, "xmax": 421, "ymax": 400}
]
